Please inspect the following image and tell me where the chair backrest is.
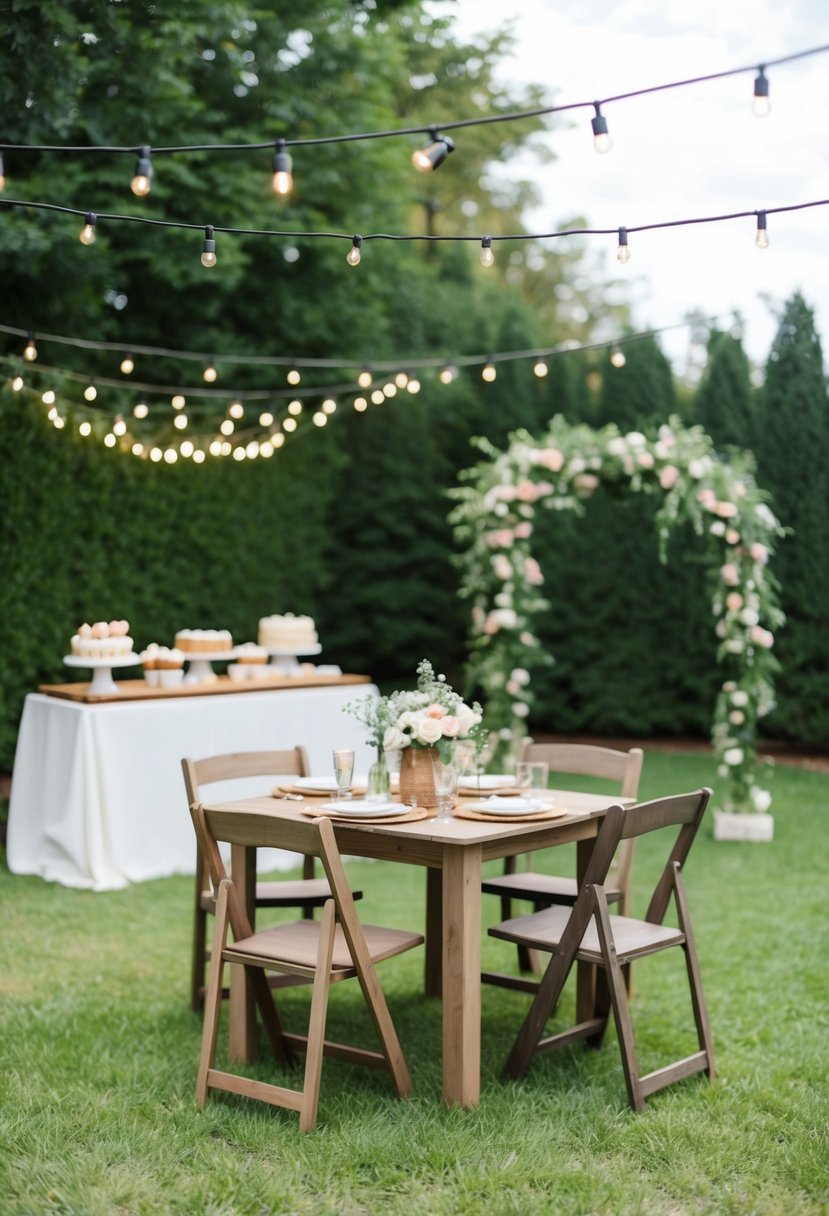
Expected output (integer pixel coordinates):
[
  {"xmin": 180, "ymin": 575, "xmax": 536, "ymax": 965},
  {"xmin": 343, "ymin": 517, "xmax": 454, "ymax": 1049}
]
[
  {"xmin": 190, "ymin": 802, "xmax": 366, "ymax": 965},
  {"xmin": 182, "ymin": 747, "xmax": 310, "ymax": 807}
]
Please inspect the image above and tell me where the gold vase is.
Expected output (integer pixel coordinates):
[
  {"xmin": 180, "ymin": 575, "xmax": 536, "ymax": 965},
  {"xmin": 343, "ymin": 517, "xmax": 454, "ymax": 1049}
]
[{"xmin": 398, "ymin": 746, "xmax": 439, "ymax": 809}]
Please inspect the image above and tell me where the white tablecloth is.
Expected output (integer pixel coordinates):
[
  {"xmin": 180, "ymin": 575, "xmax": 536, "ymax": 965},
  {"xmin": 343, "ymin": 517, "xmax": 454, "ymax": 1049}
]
[{"xmin": 7, "ymin": 684, "xmax": 378, "ymax": 891}]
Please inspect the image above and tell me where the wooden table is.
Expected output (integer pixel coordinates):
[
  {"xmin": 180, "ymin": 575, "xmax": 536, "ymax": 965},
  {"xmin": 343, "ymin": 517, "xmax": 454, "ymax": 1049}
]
[{"xmin": 203, "ymin": 790, "xmax": 626, "ymax": 1108}]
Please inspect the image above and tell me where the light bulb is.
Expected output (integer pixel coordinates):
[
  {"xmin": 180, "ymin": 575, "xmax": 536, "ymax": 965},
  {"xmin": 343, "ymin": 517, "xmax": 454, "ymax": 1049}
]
[
  {"xmin": 203, "ymin": 363, "xmax": 218, "ymax": 383},
  {"xmin": 259, "ymin": 411, "xmax": 274, "ymax": 427},
  {"xmin": 192, "ymin": 448, "xmax": 205, "ymax": 463},
  {"xmin": 480, "ymin": 236, "xmax": 494, "ymax": 268},
  {"xmin": 322, "ymin": 398, "xmax": 337, "ymax": 414},
  {"xmin": 354, "ymin": 397, "xmax": 368, "ymax": 411},
  {"xmin": 272, "ymin": 433, "xmax": 285, "ymax": 448},
  {"xmin": 617, "ymin": 226, "xmax": 630, "ymax": 264},
  {"xmin": 533, "ymin": 360, "xmax": 548, "ymax": 378},
  {"xmin": 347, "ymin": 235, "xmax": 362, "ymax": 266},
  {"xmin": 610, "ymin": 349, "xmax": 627, "ymax": 368},
  {"xmin": 370, "ymin": 389, "xmax": 384, "ymax": 404},
  {"xmin": 11, "ymin": 375, "xmax": 23, "ymax": 391},
  {"xmin": 132, "ymin": 442, "xmax": 144, "ymax": 457},
  {"xmin": 23, "ymin": 334, "xmax": 37, "ymax": 362},
  {"xmin": 104, "ymin": 432, "xmax": 117, "ymax": 447},
  {"xmin": 411, "ymin": 131, "xmax": 455, "ymax": 172},
  {"xmin": 79, "ymin": 212, "xmax": 97, "ymax": 245},
  {"xmin": 42, "ymin": 390, "xmax": 56, "ymax": 405},
  {"xmin": 120, "ymin": 354, "xmax": 134, "ymax": 375},
  {"xmin": 283, "ymin": 416, "xmax": 297, "ymax": 432},
  {"xmin": 130, "ymin": 146, "xmax": 153, "ymax": 196},
  {"xmin": 174, "ymin": 413, "xmax": 188, "ymax": 430},
  {"xmin": 133, "ymin": 402, "xmax": 149, "ymax": 419},
  {"xmin": 482, "ymin": 363, "xmax": 497, "ymax": 383},
  {"xmin": 312, "ymin": 411, "xmax": 327, "ymax": 427},
  {"xmin": 752, "ymin": 67, "xmax": 771, "ymax": 118},
  {"xmin": 84, "ymin": 384, "xmax": 97, "ymax": 402},
  {"xmin": 357, "ymin": 368, "xmax": 372, "ymax": 388},
  {"xmin": 180, "ymin": 440, "xmax": 194, "ymax": 457},
  {"xmin": 271, "ymin": 139, "xmax": 293, "ymax": 196},
  {"xmin": 755, "ymin": 212, "xmax": 769, "ymax": 249},
  {"xmin": 79, "ymin": 421, "xmax": 92, "ymax": 436},
  {"xmin": 113, "ymin": 414, "xmax": 127, "ymax": 436},
  {"xmin": 288, "ymin": 399, "xmax": 303, "ymax": 415},
  {"xmin": 172, "ymin": 395, "xmax": 186, "ymax": 410},
  {"xmin": 439, "ymin": 364, "xmax": 458, "ymax": 385},
  {"xmin": 591, "ymin": 103, "xmax": 612, "ymax": 153},
  {"xmin": 395, "ymin": 371, "xmax": 409, "ymax": 388},
  {"xmin": 287, "ymin": 368, "xmax": 301, "ymax": 385},
  {"xmin": 383, "ymin": 383, "xmax": 397, "ymax": 398},
  {"xmin": 220, "ymin": 419, "xmax": 234, "ymax": 435},
  {"xmin": 407, "ymin": 377, "xmax": 421, "ymax": 394},
  {"xmin": 200, "ymin": 225, "xmax": 217, "ymax": 268},
  {"xmin": 229, "ymin": 400, "xmax": 244, "ymax": 419},
  {"xmin": 164, "ymin": 448, "xmax": 177, "ymax": 464}
]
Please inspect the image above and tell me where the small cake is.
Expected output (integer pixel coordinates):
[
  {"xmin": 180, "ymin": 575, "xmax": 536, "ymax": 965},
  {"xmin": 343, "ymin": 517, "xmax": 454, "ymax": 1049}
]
[
  {"xmin": 158, "ymin": 646, "xmax": 185, "ymax": 670},
  {"xmin": 235, "ymin": 642, "xmax": 268, "ymax": 665},
  {"xmin": 174, "ymin": 628, "xmax": 233, "ymax": 654},
  {"xmin": 71, "ymin": 619, "xmax": 133, "ymax": 659},
  {"xmin": 140, "ymin": 643, "xmax": 161, "ymax": 686},
  {"xmin": 258, "ymin": 613, "xmax": 318, "ymax": 650}
]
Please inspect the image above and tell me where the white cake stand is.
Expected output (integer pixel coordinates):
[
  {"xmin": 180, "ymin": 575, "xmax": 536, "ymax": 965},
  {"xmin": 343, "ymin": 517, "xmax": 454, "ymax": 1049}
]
[
  {"xmin": 63, "ymin": 654, "xmax": 141, "ymax": 696},
  {"xmin": 264, "ymin": 643, "xmax": 322, "ymax": 674},
  {"xmin": 180, "ymin": 648, "xmax": 238, "ymax": 684}
]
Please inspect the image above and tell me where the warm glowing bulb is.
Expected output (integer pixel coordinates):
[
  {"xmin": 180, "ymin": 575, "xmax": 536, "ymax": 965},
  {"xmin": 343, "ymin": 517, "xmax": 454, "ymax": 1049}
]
[
  {"xmin": 79, "ymin": 213, "xmax": 97, "ymax": 245},
  {"xmin": 407, "ymin": 378, "xmax": 421, "ymax": 394},
  {"xmin": 411, "ymin": 133, "xmax": 455, "ymax": 172},
  {"xmin": 246, "ymin": 441, "xmax": 259, "ymax": 459},
  {"xmin": 220, "ymin": 419, "xmax": 234, "ymax": 435},
  {"xmin": 288, "ymin": 399, "xmax": 303, "ymax": 416},
  {"xmin": 273, "ymin": 433, "xmax": 285, "ymax": 448},
  {"xmin": 591, "ymin": 105, "xmax": 612, "ymax": 153},
  {"xmin": 480, "ymin": 237, "xmax": 494, "ymax": 268},
  {"xmin": 347, "ymin": 236, "xmax": 362, "ymax": 266},
  {"xmin": 322, "ymin": 398, "xmax": 337, "ymax": 414},
  {"xmin": 150, "ymin": 447, "xmax": 163, "ymax": 462},
  {"xmin": 120, "ymin": 355, "xmax": 134, "ymax": 374},
  {"xmin": 132, "ymin": 442, "xmax": 144, "ymax": 457},
  {"xmin": 383, "ymin": 383, "xmax": 397, "ymax": 398},
  {"xmin": 11, "ymin": 375, "xmax": 23, "ymax": 391},
  {"xmin": 371, "ymin": 389, "xmax": 384, "ymax": 405},
  {"xmin": 312, "ymin": 411, "xmax": 327, "ymax": 426},
  {"xmin": 271, "ymin": 140, "xmax": 293, "ymax": 196},
  {"xmin": 54, "ymin": 415, "xmax": 65, "ymax": 429},
  {"xmin": 133, "ymin": 402, "xmax": 149, "ymax": 419},
  {"xmin": 203, "ymin": 363, "xmax": 218, "ymax": 383},
  {"xmin": 482, "ymin": 363, "xmax": 497, "ymax": 382},
  {"xmin": 23, "ymin": 337, "xmax": 37, "ymax": 361},
  {"xmin": 259, "ymin": 411, "xmax": 274, "ymax": 427},
  {"xmin": 131, "ymin": 174, "xmax": 151, "ymax": 197},
  {"xmin": 209, "ymin": 440, "xmax": 222, "ymax": 457},
  {"xmin": 79, "ymin": 421, "xmax": 92, "ymax": 437},
  {"xmin": 755, "ymin": 228, "xmax": 769, "ymax": 250},
  {"xmin": 42, "ymin": 390, "xmax": 56, "ymax": 405},
  {"xmin": 357, "ymin": 369, "xmax": 372, "ymax": 388},
  {"xmin": 282, "ymin": 416, "xmax": 297, "ymax": 432},
  {"xmin": 229, "ymin": 400, "xmax": 244, "ymax": 420},
  {"xmin": 104, "ymin": 432, "xmax": 116, "ymax": 447},
  {"xmin": 130, "ymin": 147, "xmax": 153, "ymax": 197},
  {"xmin": 164, "ymin": 449, "xmax": 177, "ymax": 464},
  {"xmin": 395, "ymin": 372, "xmax": 409, "ymax": 388},
  {"xmin": 193, "ymin": 448, "xmax": 206, "ymax": 463},
  {"xmin": 533, "ymin": 361, "xmax": 548, "ymax": 378},
  {"xmin": 610, "ymin": 349, "xmax": 627, "ymax": 368},
  {"xmin": 84, "ymin": 384, "xmax": 97, "ymax": 402},
  {"xmin": 439, "ymin": 364, "xmax": 458, "ymax": 385},
  {"xmin": 287, "ymin": 368, "xmax": 301, "ymax": 385},
  {"xmin": 47, "ymin": 405, "xmax": 58, "ymax": 419},
  {"xmin": 180, "ymin": 440, "xmax": 194, "ymax": 457},
  {"xmin": 200, "ymin": 252, "xmax": 217, "ymax": 268},
  {"xmin": 172, "ymin": 395, "xmax": 186, "ymax": 410},
  {"xmin": 354, "ymin": 397, "xmax": 368, "ymax": 411},
  {"xmin": 113, "ymin": 415, "xmax": 127, "ymax": 436},
  {"xmin": 174, "ymin": 413, "xmax": 188, "ymax": 430}
]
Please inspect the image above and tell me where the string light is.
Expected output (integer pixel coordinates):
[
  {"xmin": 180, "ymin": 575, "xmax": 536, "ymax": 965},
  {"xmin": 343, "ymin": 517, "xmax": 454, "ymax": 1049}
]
[
  {"xmin": 287, "ymin": 367, "xmax": 301, "ymax": 385},
  {"xmin": 42, "ymin": 389, "xmax": 56, "ymax": 405},
  {"xmin": 288, "ymin": 399, "xmax": 303, "ymax": 415},
  {"xmin": 412, "ymin": 130, "xmax": 455, "ymax": 172},
  {"xmin": 753, "ymin": 67, "xmax": 771, "ymax": 117},
  {"xmin": 283, "ymin": 416, "xmax": 297, "ymax": 432},
  {"xmin": 354, "ymin": 397, "xmax": 368, "ymax": 411},
  {"xmin": 370, "ymin": 389, "xmax": 384, "ymax": 404},
  {"xmin": 133, "ymin": 402, "xmax": 149, "ymax": 418},
  {"xmin": 271, "ymin": 140, "xmax": 293, "ymax": 196},
  {"xmin": 23, "ymin": 333, "xmax": 37, "ymax": 361},
  {"xmin": 83, "ymin": 382, "xmax": 97, "ymax": 401},
  {"xmin": 113, "ymin": 414, "xmax": 128, "ymax": 436},
  {"xmin": 120, "ymin": 353, "xmax": 135, "ymax": 374},
  {"xmin": 220, "ymin": 418, "xmax": 234, "ymax": 435},
  {"xmin": 78, "ymin": 212, "xmax": 97, "ymax": 245},
  {"xmin": 480, "ymin": 236, "xmax": 494, "ymax": 268},
  {"xmin": 383, "ymin": 382, "xmax": 397, "ymax": 397},
  {"xmin": 439, "ymin": 364, "xmax": 458, "ymax": 384},
  {"xmin": 617, "ymin": 225, "xmax": 631, "ymax": 264},
  {"xmin": 357, "ymin": 367, "xmax": 372, "ymax": 388},
  {"xmin": 312, "ymin": 411, "xmax": 327, "ymax": 426},
  {"xmin": 258, "ymin": 410, "xmax": 273, "ymax": 426},
  {"xmin": 322, "ymin": 398, "xmax": 337, "ymax": 414},
  {"xmin": 755, "ymin": 210, "xmax": 769, "ymax": 248},
  {"xmin": 346, "ymin": 235, "xmax": 362, "ymax": 266},
  {"xmin": 610, "ymin": 348, "xmax": 627, "ymax": 368},
  {"xmin": 79, "ymin": 420, "xmax": 92, "ymax": 436},
  {"xmin": 591, "ymin": 102, "xmax": 612, "ymax": 153},
  {"xmin": 130, "ymin": 146, "xmax": 153, "ymax": 197},
  {"xmin": 203, "ymin": 362, "xmax": 218, "ymax": 382},
  {"xmin": 200, "ymin": 225, "xmax": 217, "ymax": 268},
  {"xmin": 171, "ymin": 394, "xmax": 186, "ymax": 409},
  {"xmin": 174, "ymin": 413, "xmax": 188, "ymax": 429},
  {"xmin": 533, "ymin": 360, "xmax": 548, "ymax": 377},
  {"xmin": 11, "ymin": 375, "xmax": 23, "ymax": 390},
  {"xmin": 228, "ymin": 400, "xmax": 245, "ymax": 419},
  {"xmin": 482, "ymin": 362, "xmax": 497, "ymax": 382},
  {"xmin": 407, "ymin": 376, "xmax": 421, "ymax": 393}
]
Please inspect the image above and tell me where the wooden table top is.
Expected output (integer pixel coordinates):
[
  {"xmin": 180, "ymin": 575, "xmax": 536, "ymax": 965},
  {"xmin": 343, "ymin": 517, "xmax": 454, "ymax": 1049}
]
[{"xmin": 37, "ymin": 672, "xmax": 372, "ymax": 705}]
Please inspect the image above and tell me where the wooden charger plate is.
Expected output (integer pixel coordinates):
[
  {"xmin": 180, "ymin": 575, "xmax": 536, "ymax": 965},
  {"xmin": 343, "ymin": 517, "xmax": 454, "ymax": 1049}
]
[
  {"xmin": 299, "ymin": 802, "xmax": 429, "ymax": 824},
  {"xmin": 454, "ymin": 803, "xmax": 570, "ymax": 824}
]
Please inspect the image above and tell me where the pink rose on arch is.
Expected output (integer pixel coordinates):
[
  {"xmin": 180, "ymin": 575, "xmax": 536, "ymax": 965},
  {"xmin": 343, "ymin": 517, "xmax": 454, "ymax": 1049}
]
[
  {"xmin": 750, "ymin": 625, "xmax": 774, "ymax": 648},
  {"xmin": 426, "ymin": 703, "xmax": 446, "ymax": 719},
  {"xmin": 506, "ymin": 680, "xmax": 521, "ymax": 696},
  {"xmin": 697, "ymin": 488, "xmax": 717, "ymax": 510},
  {"xmin": 535, "ymin": 480, "xmax": 554, "ymax": 497},
  {"xmin": 537, "ymin": 447, "xmax": 565, "ymax": 472},
  {"xmin": 513, "ymin": 521, "xmax": 533, "ymax": 539},
  {"xmin": 726, "ymin": 592, "xmax": 744, "ymax": 611},
  {"xmin": 715, "ymin": 501, "xmax": 738, "ymax": 518},
  {"xmin": 487, "ymin": 529, "xmax": 514, "ymax": 549},
  {"xmin": 637, "ymin": 451, "xmax": 655, "ymax": 469},
  {"xmin": 516, "ymin": 479, "xmax": 538, "ymax": 503},
  {"xmin": 524, "ymin": 557, "xmax": 544, "ymax": 585},
  {"xmin": 725, "ymin": 528, "xmax": 741, "ymax": 546},
  {"xmin": 440, "ymin": 716, "xmax": 460, "ymax": 737},
  {"xmin": 492, "ymin": 485, "xmax": 516, "ymax": 501},
  {"xmin": 750, "ymin": 542, "xmax": 769, "ymax": 564},
  {"xmin": 483, "ymin": 613, "xmax": 500, "ymax": 635},
  {"xmin": 659, "ymin": 464, "xmax": 679, "ymax": 490},
  {"xmin": 492, "ymin": 554, "xmax": 512, "ymax": 580},
  {"xmin": 574, "ymin": 472, "xmax": 600, "ymax": 494},
  {"xmin": 721, "ymin": 563, "xmax": 739, "ymax": 586}
]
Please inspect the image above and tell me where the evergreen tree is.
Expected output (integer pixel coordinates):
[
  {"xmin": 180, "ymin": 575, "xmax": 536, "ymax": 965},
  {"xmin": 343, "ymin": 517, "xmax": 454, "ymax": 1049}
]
[
  {"xmin": 753, "ymin": 292, "xmax": 829, "ymax": 744},
  {"xmin": 594, "ymin": 336, "xmax": 676, "ymax": 430},
  {"xmin": 694, "ymin": 329, "xmax": 755, "ymax": 449}
]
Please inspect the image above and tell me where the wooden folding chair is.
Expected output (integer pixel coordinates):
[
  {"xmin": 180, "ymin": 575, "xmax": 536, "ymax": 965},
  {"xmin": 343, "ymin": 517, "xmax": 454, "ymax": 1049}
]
[
  {"xmin": 183, "ymin": 750, "xmax": 362, "ymax": 1011},
  {"xmin": 490, "ymin": 788, "xmax": 715, "ymax": 1110},
  {"xmin": 481, "ymin": 742, "xmax": 643, "ymax": 990},
  {"xmin": 190, "ymin": 801, "xmax": 423, "ymax": 1131}
]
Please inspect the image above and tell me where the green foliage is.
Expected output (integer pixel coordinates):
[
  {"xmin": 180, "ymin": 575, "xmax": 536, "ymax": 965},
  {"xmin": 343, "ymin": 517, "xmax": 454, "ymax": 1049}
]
[
  {"xmin": 594, "ymin": 336, "xmax": 677, "ymax": 430},
  {"xmin": 694, "ymin": 328, "xmax": 755, "ymax": 449}
]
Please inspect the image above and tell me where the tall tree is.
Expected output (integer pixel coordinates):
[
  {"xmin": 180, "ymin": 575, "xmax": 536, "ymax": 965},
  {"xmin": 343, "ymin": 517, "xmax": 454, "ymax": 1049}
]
[
  {"xmin": 593, "ymin": 335, "xmax": 677, "ymax": 430},
  {"xmin": 694, "ymin": 328, "xmax": 755, "ymax": 449}
]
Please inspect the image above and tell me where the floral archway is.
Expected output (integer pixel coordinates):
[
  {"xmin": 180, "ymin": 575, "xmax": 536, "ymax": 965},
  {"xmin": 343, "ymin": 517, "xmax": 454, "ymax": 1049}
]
[{"xmin": 450, "ymin": 415, "xmax": 785, "ymax": 816}]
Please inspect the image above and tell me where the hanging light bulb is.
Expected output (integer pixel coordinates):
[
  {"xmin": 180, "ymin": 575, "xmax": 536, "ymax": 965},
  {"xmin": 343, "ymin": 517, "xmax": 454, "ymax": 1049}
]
[
  {"xmin": 203, "ymin": 362, "xmax": 218, "ymax": 383},
  {"xmin": 591, "ymin": 102, "xmax": 612, "ymax": 153},
  {"xmin": 220, "ymin": 418, "xmax": 235, "ymax": 436},
  {"xmin": 130, "ymin": 145, "xmax": 153, "ymax": 196},
  {"xmin": 752, "ymin": 67, "xmax": 771, "ymax": 118},
  {"xmin": 370, "ymin": 389, "xmax": 385, "ymax": 405},
  {"xmin": 113, "ymin": 414, "xmax": 128, "ymax": 436},
  {"xmin": 407, "ymin": 377, "xmax": 421, "ymax": 394},
  {"xmin": 200, "ymin": 225, "xmax": 217, "ymax": 268},
  {"xmin": 78, "ymin": 212, "xmax": 97, "ymax": 246},
  {"xmin": 288, "ymin": 399, "xmax": 303, "ymax": 416},
  {"xmin": 533, "ymin": 360, "xmax": 548, "ymax": 378},
  {"xmin": 482, "ymin": 362, "xmax": 497, "ymax": 383},
  {"xmin": 271, "ymin": 139, "xmax": 293, "ymax": 197},
  {"xmin": 312, "ymin": 411, "xmax": 327, "ymax": 427},
  {"xmin": 322, "ymin": 398, "xmax": 337, "ymax": 414},
  {"xmin": 0, "ymin": 152, "xmax": 5, "ymax": 192},
  {"xmin": 42, "ymin": 390, "xmax": 56, "ymax": 405},
  {"xmin": 23, "ymin": 333, "xmax": 37, "ymax": 362},
  {"xmin": 171, "ymin": 395, "xmax": 186, "ymax": 410},
  {"xmin": 283, "ymin": 416, "xmax": 298, "ymax": 433},
  {"xmin": 84, "ymin": 383, "xmax": 97, "ymax": 402},
  {"xmin": 357, "ymin": 367, "xmax": 372, "ymax": 388},
  {"xmin": 395, "ymin": 371, "xmax": 409, "ymax": 388},
  {"xmin": 616, "ymin": 226, "xmax": 631, "ymax": 264},
  {"xmin": 755, "ymin": 211, "xmax": 769, "ymax": 249},
  {"xmin": 229, "ymin": 400, "xmax": 244, "ymax": 419},
  {"xmin": 259, "ymin": 411, "xmax": 274, "ymax": 427},
  {"xmin": 347, "ymin": 235, "xmax": 362, "ymax": 266},
  {"xmin": 120, "ymin": 353, "xmax": 135, "ymax": 375},
  {"xmin": 174, "ymin": 413, "xmax": 188, "ymax": 430},
  {"xmin": 610, "ymin": 348, "xmax": 627, "ymax": 368},
  {"xmin": 11, "ymin": 375, "xmax": 23, "ymax": 391},
  {"xmin": 287, "ymin": 368, "xmax": 301, "ymax": 385},
  {"xmin": 412, "ymin": 130, "xmax": 455, "ymax": 173},
  {"xmin": 79, "ymin": 421, "xmax": 92, "ymax": 437},
  {"xmin": 439, "ymin": 364, "xmax": 458, "ymax": 385},
  {"xmin": 133, "ymin": 402, "xmax": 149, "ymax": 419},
  {"xmin": 480, "ymin": 236, "xmax": 494, "ymax": 268},
  {"xmin": 354, "ymin": 397, "xmax": 368, "ymax": 411}
]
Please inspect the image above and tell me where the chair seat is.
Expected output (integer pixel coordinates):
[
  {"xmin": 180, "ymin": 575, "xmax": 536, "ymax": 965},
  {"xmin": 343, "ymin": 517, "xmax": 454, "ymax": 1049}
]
[
  {"xmin": 481, "ymin": 871, "xmax": 623, "ymax": 904},
  {"xmin": 491, "ymin": 903, "xmax": 685, "ymax": 964},
  {"xmin": 199, "ymin": 877, "xmax": 351, "ymax": 914},
  {"xmin": 226, "ymin": 916, "xmax": 425, "ymax": 973}
]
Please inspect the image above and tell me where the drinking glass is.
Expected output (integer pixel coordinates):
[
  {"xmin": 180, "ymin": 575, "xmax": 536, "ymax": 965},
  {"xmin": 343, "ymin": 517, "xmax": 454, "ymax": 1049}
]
[
  {"xmin": 432, "ymin": 757, "xmax": 459, "ymax": 823},
  {"xmin": 515, "ymin": 761, "xmax": 549, "ymax": 793},
  {"xmin": 332, "ymin": 748, "xmax": 355, "ymax": 800}
]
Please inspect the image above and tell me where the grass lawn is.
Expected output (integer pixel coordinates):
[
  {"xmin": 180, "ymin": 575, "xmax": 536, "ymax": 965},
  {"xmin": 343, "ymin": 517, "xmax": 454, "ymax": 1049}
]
[{"xmin": 1, "ymin": 751, "xmax": 827, "ymax": 1216}]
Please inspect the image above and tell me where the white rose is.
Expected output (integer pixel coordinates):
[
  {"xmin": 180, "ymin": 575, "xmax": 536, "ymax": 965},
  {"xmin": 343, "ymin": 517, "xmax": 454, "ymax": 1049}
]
[
  {"xmin": 709, "ymin": 521, "xmax": 726, "ymax": 537},
  {"xmin": 397, "ymin": 711, "xmax": 420, "ymax": 732},
  {"xmin": 740, "ymin": 608, "xmax": 760, "ymax": 627},
  {"xmin": 625, "ymin": 431, "xmax": 646, "ymax": 447},
  {"xmin": 455, "ymin": 704, "xmax": 481, "ymax": 735},
  {"xmin": 511, "ymin": 702, "xmax": 530, "ymax": 718},
  {"xmin": 689, "ymin": 458, "xmax": 709, "ymax": 479},
  {"xmin": 731, "ymin": 690, "xmax": 749, "ymax": 707},
  {"xmin": 568, "ymin": 456, "xmax": 586, "ymax": 474},
  {"xmin": 723, "ymin": 747, "xmax": 744, "ymax": 766},
  {"xmin": 414, "ymin": 716, "xmax": 444, "ymax": 745},
  {"xmin": 607, "ymin": 437, "xmax": 627, "ymax": 457},
  {"xmin": 384, "ymin": 725, "xmax": 409, "ymax": 750},
  {"xmin": 751, "ymin": 787, "xmax": 772, "ymax": 812},
  {"xmin": 510, "ymin": 667, "xmax": 530, "ymax": 686}
]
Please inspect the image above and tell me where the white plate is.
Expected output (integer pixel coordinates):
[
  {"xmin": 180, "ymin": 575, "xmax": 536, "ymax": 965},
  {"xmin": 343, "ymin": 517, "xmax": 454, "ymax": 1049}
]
[
  {"xmin": 467, "ymin": 796, "xmax": 546, "ymax": 816},
  {"xmin": 458, "ymin": 774, "xmax": 515, "ymax": 790},
  {"xmin": 293, "ymin": 776, "xmax": 339, "ymax": 792},
  {"xmin": 320, "ymin": 799, "xmax": 407, "ymax": 817}
]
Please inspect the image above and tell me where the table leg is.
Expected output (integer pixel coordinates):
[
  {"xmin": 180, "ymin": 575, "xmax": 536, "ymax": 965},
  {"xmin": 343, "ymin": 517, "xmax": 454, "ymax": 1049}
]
[
  {"xmin": 441, "ymin": 843, "xmax": 482, "ymax": 1107},
  {"xmin": 228, "ymin": 842, "xmax": 258, "ymax": 1061},
  {"xmin": 575, "ymin": 836, "xmax": 597, "ymax": 1024},
  {"xmin": 424, "ymin": 866, "xmax": 442, "ymax": 997}
]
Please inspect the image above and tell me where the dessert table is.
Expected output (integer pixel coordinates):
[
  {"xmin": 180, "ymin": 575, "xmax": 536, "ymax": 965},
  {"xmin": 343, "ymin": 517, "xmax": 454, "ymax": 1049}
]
[
  {"xmin": 203, "ymin": 789, "xmax": 628, "ymax": 1108},
  {"xmin": 6, "ymin": 675, "xmax": 377, "ymax": 892}
]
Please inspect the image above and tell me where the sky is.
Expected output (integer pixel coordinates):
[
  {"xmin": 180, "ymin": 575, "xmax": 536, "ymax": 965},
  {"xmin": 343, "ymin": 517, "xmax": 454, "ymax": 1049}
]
[{"xmin": 445, "ymin": 0, "xmax": 829, "ymax": 377}]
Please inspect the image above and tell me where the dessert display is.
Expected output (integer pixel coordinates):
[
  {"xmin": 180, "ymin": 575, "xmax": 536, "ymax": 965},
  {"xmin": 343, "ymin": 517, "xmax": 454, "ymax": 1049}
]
[
  {"xmin": 141, "ymin": 644, "xmax": 185, "ymax": 686},
  {"xmin": 258, "ymin": 613, "xmax": 318, "ymax": 650},
  {"xmin": 174, "ymin": 628, "xmax": 233, "ymax": 654},
  {"xmin": 71, "ymin": 620, "xmax": 134, "ymax": 659},
  {"xmin": 235, "ymin": 642, "xmax": 268, "ymax": 665}
]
